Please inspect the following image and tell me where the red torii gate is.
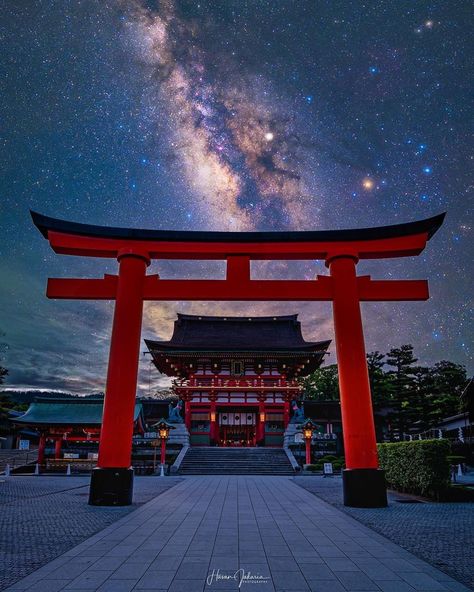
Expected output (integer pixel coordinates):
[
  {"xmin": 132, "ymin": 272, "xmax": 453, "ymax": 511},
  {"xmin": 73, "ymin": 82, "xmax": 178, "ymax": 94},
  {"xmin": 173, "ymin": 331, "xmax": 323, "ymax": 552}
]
[{"xmin": 31, "ymin": 210, "xmax": 445, "ymax": 507}]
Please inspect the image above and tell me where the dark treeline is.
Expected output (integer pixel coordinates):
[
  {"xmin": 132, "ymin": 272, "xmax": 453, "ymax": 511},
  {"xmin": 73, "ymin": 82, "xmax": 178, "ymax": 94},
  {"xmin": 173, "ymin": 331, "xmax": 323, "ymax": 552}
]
[{"xmin": 300, "ymin": 345, "xmax": 469, "ymax": 434}]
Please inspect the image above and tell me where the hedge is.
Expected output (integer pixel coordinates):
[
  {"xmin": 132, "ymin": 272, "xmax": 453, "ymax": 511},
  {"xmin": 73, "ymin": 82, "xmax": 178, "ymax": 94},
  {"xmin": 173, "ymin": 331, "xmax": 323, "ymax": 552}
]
[{"xmin": 377, "ymin": 439, "xmax": 451, "ymax": 497}]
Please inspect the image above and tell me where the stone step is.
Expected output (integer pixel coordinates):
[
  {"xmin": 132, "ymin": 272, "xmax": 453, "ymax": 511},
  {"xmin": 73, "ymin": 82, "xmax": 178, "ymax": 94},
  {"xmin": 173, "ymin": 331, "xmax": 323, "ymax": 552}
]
[{"xmin": 179, "ymin": 447, "xmax": 294, "ymax": 475}]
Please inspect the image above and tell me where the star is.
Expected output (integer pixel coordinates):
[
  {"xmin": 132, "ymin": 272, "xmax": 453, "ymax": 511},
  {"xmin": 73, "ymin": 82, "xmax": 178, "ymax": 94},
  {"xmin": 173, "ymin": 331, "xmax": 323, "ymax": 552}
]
[{"xmin": 362, "ymin": 178, "xmax": 375, "ymax": 190}]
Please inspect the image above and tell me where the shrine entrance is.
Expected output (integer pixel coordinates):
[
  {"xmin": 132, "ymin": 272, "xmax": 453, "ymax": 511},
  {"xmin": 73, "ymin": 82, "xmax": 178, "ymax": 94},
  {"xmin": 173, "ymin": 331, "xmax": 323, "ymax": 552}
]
[
  {"xmin": 218, "ymin": 409, "xmax": 257, "ymax": 447},
  {"xmin": 31, "ymin": 210, "xmax": 445, "ymax": 509}
]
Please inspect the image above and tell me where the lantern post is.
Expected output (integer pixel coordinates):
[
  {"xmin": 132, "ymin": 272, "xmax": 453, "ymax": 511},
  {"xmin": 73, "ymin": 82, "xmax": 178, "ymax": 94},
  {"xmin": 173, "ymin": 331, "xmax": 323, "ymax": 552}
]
[
  {"xmin": 153, "ymin": 419, "xmax": 175, "ymax": 477},
  {"xmin": 301, "ymin": 419, "xmax": 318, "ymax": 465}
]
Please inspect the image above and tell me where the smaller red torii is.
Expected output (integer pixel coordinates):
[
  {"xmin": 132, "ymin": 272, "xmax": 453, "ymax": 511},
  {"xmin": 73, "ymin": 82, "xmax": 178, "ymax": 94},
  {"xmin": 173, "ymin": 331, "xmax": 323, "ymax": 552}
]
[{"xmin": 31, "ymin": 211, "xmax": 445, "ymax": 508}]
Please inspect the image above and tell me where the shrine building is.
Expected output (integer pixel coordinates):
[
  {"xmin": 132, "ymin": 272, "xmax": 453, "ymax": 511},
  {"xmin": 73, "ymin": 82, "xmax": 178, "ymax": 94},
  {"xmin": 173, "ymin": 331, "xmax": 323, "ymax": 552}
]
[
  {"xmin": 145, "ymin": 314, "xmax": 330, "ymax": 447},
  {"xmin": 12, "ymin": 397, "xmax": 145, "ymax": 465}
]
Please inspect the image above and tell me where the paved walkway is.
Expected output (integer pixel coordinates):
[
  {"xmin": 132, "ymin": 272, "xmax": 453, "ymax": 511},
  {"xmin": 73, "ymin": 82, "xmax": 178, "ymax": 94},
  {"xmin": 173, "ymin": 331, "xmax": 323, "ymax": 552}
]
[
  {"xmin": 294, "ymin": 476, "xmax": 474, "ymax": 588},
  {"xmin": 3, "ymin": 476, "xmax": 470, "ymax": 592},
  {"xmin": 0, "ymin": 476, "xmax": 181, "ymax": 591}
]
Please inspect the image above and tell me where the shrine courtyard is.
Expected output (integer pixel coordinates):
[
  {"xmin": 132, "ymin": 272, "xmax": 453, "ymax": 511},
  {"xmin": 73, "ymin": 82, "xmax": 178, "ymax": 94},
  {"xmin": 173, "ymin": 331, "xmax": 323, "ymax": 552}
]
[{"xmin": 1, "ymin": 475, "xmax": 472, "ymax": 592}]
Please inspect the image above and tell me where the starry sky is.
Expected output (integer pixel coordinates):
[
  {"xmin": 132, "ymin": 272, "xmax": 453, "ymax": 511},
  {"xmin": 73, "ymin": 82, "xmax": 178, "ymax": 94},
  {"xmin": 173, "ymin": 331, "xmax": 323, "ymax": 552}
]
[{"xmin": 1, "ymin": 0, "xmax": 472, "ymax": 395}]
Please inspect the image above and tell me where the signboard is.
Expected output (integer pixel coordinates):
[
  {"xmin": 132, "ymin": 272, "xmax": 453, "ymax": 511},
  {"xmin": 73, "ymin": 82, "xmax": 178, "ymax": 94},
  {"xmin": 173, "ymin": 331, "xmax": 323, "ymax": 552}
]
[
  {"xmin": 87, "ymin": 453, "xmax": 98, "ymax": 460},
  {"xmin": 323, "ymin": 462, "xmax": 333, "ymax": 475},
  {"xmin": 294, "ymin": 433, "xmax": 336, "ymax": 443},
  {"xmin": 314, "ymin": 433, "xmax": 338, "ymax": 440},
  {"xmin": 64, "ymin": 453, "xmax": 80, "ymax": 459},
  {"xmin": 144, "ymin": 431, "xmax": 157, "ymax": 439},
  {"xmin": 18, "ymin": 439, "xmax": 30, "ymax": 451}
]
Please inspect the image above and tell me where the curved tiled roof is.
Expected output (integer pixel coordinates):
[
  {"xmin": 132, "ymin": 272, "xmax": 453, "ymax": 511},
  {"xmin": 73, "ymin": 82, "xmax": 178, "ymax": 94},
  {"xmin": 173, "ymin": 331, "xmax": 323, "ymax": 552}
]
[
  {"xmin": 12, "ymin": 397, "xmax": 143, "ymax": 425},
  {"xmin": 145, "ymin": 314, "xmax": 330, "ymax": 353}
]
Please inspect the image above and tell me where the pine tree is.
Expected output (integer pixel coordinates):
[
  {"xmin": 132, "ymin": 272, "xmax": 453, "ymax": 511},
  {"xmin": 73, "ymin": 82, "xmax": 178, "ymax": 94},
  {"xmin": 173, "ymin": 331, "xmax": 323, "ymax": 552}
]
[
  {"xmin": 428, "ymin": 361, "xmax": 467, "ymax": 425},
  {"xmin": 366, "ymin": 351, "xmax": 391, "ymax": 405},
  {"xmin": 300, "ymin": 364, "xmax": 339, "ymax": 401},
  {"xmin": 385, "ymin": 345, "xmax": 417, "ymax": 439}
]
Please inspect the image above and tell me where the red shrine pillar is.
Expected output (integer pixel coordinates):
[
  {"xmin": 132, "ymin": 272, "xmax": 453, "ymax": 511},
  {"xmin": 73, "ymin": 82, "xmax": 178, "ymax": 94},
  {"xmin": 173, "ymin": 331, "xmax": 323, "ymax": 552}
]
[
  {"xmin": 89, "ymin": 251, "xmax": 149, "ymax": 506},
  {"xmin": 209, "ymin": 396, "xmax": 217, "ymax": 444},
  {"xmin": 257, "ymin": 397, "xmax": 266, "ymax": 444},
  {"xmin": 54, "ymin": 438, "xmax": 62, "ymax": 460},
  {"xmin": 37, "ymin": 434, "xmax": 46, "ymax": 465},
  {"xmin": 329, "ymin": 255, "xmax": 387, "ymax": 507}
]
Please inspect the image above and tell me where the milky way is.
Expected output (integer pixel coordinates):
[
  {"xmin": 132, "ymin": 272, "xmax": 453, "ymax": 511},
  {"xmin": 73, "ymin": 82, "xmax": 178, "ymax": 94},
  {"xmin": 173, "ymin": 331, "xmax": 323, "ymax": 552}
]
[
  {"xmin": 0, "ymin": 0, "xmax": 472, "ymax": 394},
  {"xmin": 125, "ymin": 0, "xmax": 319, "ymax": 230}
]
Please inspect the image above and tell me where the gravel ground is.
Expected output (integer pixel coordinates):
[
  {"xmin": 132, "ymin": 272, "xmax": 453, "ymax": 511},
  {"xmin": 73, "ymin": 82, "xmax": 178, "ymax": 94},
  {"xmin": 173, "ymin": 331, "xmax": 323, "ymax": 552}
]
[
  {"xmin": 0, "ymin": 474, "xmax": 181, "ymax": 591},
  {"xmin": 294, "ymin": 475, "xmax": 474, "ymax": 589}
]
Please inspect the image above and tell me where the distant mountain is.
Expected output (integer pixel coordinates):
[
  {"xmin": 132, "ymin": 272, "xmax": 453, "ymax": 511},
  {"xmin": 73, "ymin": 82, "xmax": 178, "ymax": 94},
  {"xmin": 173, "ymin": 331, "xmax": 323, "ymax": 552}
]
[{"xmin": 0, "ymin": 390, "xmax": 104, "ymax": 404}]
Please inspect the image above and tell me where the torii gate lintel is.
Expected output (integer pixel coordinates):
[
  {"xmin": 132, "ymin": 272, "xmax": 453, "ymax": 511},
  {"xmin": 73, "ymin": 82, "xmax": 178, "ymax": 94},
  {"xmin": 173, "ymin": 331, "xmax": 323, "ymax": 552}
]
[{"xmin": 31, "ymin": 210, "xmax": 445, "ymax": 509}]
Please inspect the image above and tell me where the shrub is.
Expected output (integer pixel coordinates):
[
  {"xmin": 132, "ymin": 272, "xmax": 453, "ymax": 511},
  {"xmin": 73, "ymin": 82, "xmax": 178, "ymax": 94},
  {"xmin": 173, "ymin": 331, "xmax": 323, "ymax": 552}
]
[
  {"xmin": 446, "ymin": 455, "xmax": 465, "ymax": 464},
  {"xmin": 377, "ymin": 439, "xmax": 451, "ymax": 498}
]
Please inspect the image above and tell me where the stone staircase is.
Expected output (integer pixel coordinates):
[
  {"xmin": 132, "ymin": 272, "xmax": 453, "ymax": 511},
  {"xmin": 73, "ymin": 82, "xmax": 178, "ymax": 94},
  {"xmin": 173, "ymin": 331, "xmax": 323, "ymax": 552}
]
[
  {"xmin": 0, "ymin": 448, "xmax": 38, "ymax": 474},
  {"xmin": 178, "ymin": 447, "xmax": 295, "ymax": 475}
]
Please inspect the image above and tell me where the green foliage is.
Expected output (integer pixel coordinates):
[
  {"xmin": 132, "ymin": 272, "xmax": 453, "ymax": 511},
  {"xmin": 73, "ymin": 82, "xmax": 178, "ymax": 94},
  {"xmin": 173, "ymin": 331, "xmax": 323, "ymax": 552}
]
[
  {"xmin": 300, "ymin": 345, "xmax": 468, "ymax": 437},
  {"xmin": 377, "ymin": 439, "xmax": 451, "ymax": 497},
  {"xmin": 300, "ymin": 363, "xmax": 339, "ymax": 401},
  {"xmin": 385, "ymin": 345, "xmax": 418, "ymax": 436},
  {"xmin": 305, "ymin": 464, "xmax": 321, "ymax": 471},
  {"xmin": 367, "ymin": 351, "xmax": 391, "ymax": 405},
  {"xmin": 446, "ymin": 455, "xmax": 465, "ymax": 464}
]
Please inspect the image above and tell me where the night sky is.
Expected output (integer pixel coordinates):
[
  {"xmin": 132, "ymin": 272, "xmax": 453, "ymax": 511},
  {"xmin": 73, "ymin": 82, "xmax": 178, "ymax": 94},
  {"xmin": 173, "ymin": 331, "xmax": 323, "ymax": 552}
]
[{"xmin": 1, "ymin": 0, "xmax": 472, "ymax": 395}]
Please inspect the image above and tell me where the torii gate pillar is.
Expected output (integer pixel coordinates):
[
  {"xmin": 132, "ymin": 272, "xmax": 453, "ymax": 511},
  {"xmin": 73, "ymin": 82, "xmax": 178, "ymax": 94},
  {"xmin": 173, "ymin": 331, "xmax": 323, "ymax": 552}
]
[
  {"xmin": 329, "ymin": 256, "xmax": 384, "ymax": 506},
  {"xmin": 31, "ymin": 210, "xmax": 445, "ymax": 508}
]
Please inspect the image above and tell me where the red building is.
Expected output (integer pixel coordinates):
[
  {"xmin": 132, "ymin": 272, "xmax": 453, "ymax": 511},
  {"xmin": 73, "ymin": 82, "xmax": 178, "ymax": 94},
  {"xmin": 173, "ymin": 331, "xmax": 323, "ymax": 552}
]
[
  {"xmin": 146, "ymin": 314, "xmax": 330, "ymax": 447},
  {"xmin": 12, "ymin": 397, "xmax": 145, "ymax": 464}
]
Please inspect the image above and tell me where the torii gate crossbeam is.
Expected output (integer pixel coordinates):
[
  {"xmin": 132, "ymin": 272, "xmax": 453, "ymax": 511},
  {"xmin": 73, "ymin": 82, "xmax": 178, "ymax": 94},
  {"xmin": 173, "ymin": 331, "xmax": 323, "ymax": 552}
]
[{"xmin": 31, "ymin": 211, "xmax": 445, "ymax": 508}]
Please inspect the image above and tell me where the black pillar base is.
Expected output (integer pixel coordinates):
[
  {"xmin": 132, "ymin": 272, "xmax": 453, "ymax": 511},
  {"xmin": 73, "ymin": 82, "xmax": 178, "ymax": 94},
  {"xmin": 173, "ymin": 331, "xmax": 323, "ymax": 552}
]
[
  {"xmin": 343, "ymin": 468, "xmax": 387, "ymax": 508},
  {"xmin": 88, "ymin": 467, "xmax": 134, "ymax": 506}
]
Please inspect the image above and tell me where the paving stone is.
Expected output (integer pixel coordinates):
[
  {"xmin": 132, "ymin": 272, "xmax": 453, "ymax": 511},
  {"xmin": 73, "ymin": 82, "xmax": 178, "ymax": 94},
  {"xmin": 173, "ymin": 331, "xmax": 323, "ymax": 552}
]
[
  {"xmin": 4, "ymin": 476, "xmax": 471, "ymax": 592},
  {"xmin": 375, "ymin": 582, "xmax": 418, "ymax": 592},
  {"xmin": 399, "ymin": 571, "xmax": 451, "ymax": 590},
  {"xmin": 333, "ymin": 570, "xmax": 380, "ymax": 590},
  {"xmin": 0, "ymin": 476, "xmax": 181, "ymax": 591},
  {"xmin": 295, "ymin": 476, "xmax": 473, "ymax": 588},
  {"xmin": 323, "ymin": 558, "xmax": 359, "ymax": 572},
  {"xmin": 170, "ymin": 581, "xmax": 205, "ymax": 592},
  {"xmin": 64, "ymin": 570, "xmax": 113, "ymax": 589},
  {"xmin": 306, "ymin": 581, "xmax": 346, "ymax": 592},
  {"xmin": 26, "ymin": 581, "xmax": 71, "ymax": 592},
  {"xmin": 271, "ymin": 570, "xmax": 309, "ymax": 591},
  {"xmin": 268, "ymin": 558, "xmax": 301, "ymax": 572}
]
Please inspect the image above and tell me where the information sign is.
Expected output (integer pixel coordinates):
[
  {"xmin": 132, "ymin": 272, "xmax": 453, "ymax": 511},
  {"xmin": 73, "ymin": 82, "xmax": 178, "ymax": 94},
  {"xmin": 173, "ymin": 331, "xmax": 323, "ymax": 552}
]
[{"xmin": 323, "ymin": 462, "xmax": 333, "ymax": 475}]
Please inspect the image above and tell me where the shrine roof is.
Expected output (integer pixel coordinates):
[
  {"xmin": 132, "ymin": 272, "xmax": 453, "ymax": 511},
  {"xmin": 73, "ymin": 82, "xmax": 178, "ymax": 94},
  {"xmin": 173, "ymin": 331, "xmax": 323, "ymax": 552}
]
[
  {"xmin": 12, "ymin": 397, "xmax": 143, "ymax": 426},
  {"xmin": 31, "ymin": 211, "xmax": 445, "ymax": 243},
  {"xmin": 145, "ymin": 314, "xmax": 330, "ymax": 353}
]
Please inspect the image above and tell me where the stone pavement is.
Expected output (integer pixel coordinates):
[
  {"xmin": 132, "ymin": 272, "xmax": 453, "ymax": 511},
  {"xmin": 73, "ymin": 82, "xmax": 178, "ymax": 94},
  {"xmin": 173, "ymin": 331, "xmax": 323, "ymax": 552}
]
[
  {"xmin": 2, "ymin": 476, "xmax": 471, "ymax": 592},
  {"xmin": 0, "ymin": 475, "xmax": 182, "ymax": 591},
  {"xmin": 294, "ymin": 475, "xmax": 474, "ymax": 588}
]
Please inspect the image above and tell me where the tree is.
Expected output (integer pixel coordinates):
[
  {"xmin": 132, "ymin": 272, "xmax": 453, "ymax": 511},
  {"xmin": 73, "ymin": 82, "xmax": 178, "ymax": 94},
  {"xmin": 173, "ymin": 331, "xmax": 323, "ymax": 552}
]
[
  {"xmin": 300, "ymin": 364, "xmax": 339, "ymax": 401},
  {"xmin": 427, "ymin": 361, "xmax": 467, "ymax": 425},
  {"xmin": 366, "ymin": 351, "xmax": 391, "ymax": 405},
  {"xmin": 385, "ymin": 345, "xmax": 418, "ymax": 438}
]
